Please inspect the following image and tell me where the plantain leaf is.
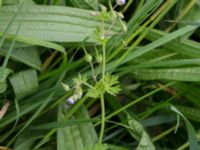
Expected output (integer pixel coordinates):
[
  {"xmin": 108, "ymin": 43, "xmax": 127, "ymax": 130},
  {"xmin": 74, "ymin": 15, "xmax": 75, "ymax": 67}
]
[
  {"xmin": 69, "ymin": 0, "xmax": 98, "ymax": 10},
  {"xmin": 132, "ymin": 67, "xmax": 200, "ymax": 82},
  {"xmin": 0, "ymin": 4, "xmax": 120, "ymax": 43},
  {"xmin": 126, "ymin": 113, "xmax": 155, "ymax": 150},
  {"xmin": 9, "ymin": 69, "xmax": 38, "ymax": 100},
  {"xmin": 57, "ymin": 105, "xmax": 98, "ymax": 150},
  {"xmin": 0, "ymin": 46, "xmax": 41, "ymax": 70}
]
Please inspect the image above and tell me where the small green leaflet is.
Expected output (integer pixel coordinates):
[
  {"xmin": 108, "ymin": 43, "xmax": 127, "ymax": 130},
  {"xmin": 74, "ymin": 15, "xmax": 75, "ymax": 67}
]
[{"xmin": 87, "ymin": 74, "xmax": 121, "ymax": 98}]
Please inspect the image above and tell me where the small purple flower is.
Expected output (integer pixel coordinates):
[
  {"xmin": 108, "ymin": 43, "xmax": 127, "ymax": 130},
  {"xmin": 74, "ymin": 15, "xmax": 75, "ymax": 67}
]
[
  {"xmin": 66, "ymin": 97, "xmax": 75, "ymax": 105},
  {"xmin": 116, "ymin": 0, "xmax": 126, "ymax": 5}
]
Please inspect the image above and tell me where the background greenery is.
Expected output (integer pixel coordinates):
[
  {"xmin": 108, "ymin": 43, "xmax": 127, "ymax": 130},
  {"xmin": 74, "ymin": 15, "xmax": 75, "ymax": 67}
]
[{"xmin": 0, "ymin": 0, "xmax": 200, "ymax": 149}]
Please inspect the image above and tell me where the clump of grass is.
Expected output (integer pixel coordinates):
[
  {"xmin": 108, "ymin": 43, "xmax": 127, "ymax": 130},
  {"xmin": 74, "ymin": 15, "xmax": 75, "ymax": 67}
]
[{"xmin": 0, "ymin": 0, "xmax": 200, "ymax": 150}]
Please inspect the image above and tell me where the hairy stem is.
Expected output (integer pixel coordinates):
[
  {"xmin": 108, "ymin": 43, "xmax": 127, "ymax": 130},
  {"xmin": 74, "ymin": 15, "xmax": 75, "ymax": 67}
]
[{"xmin": 98, "ymin": 94, "xmax": 105, "ymax": 144}]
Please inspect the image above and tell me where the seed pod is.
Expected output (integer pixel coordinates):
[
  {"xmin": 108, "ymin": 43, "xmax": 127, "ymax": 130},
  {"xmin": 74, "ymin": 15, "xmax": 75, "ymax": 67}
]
[
  {"xmin": 95, "ymin": 54, "xmax": 103, "ymax": 64},
  {"xmin": 85, "ymin": 54, "xmax": 92, "ymax": 63}
]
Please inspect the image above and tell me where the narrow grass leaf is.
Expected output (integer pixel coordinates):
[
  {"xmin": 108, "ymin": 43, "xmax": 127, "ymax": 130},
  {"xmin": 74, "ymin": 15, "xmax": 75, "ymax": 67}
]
[
  {"xmin": 175, "ymin": 105, "xmax": 200, "ymax": 123},
  {"xmin": 131, "ymin": 67, "xmax": 200, "ymax": 82},
  {"xmin": 172, "ymin": 82, "xmax": 200, "ymax": 108},
  {"xmin": 170, "ymin": 105, "xmax": 198, "ymax": 150},
  {"xmin": 122, "ymin": 25, "xmax": 197, "ymax": 64}
]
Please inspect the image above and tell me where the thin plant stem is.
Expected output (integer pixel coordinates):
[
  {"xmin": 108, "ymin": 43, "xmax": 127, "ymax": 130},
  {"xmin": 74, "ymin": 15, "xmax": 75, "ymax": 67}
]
[
  {"xmin": 90, "ymin": 62, "xmax": 97, "ymax": 82},
  {"xmin": 152, "ymin": 125, "xmax": 176, "ymax": 142},
  {"xmin": 102, "ymin": 42, "xmax": 106, "ymax": 78},
  {"xmin": 81, "ymin": 80, "xmax": 94, "ymax": 89},
  {"xmin": 98, "ymin": 94, "xmax": 105, "ymax": 144}
]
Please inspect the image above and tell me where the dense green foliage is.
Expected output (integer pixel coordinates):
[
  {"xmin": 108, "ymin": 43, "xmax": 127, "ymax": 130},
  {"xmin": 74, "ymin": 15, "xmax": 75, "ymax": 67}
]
[{"xmin": 0, "ymin": 0, "xmax": 200, "ymax": 149}]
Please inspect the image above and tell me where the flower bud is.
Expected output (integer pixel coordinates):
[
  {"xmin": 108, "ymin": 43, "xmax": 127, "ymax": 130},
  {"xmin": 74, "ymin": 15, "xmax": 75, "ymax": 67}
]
[
  {"xmin": 99, "ymin": 4, "xmax": 107, "ymax": 12},
  {"xmin": 66, "ymin": 97, "xmax": 75, "ymax": 105},
  {"xmin": 116, "ymin": 0, "xmax": 126, "ymax": 5},
  {"xmin": 119, "ymin": 19, "xmax": 127, "ymax": 32},
  {"xmin": 85, "ymin": 54, "xmax": 92, "ymax": 63},
  {"xmin": 61, "ymin": 83, "xmax": 70, "ymax": 91},
  {"xmin": 117, "ymin": 12, "xmax": 124, "ymax": 19}
]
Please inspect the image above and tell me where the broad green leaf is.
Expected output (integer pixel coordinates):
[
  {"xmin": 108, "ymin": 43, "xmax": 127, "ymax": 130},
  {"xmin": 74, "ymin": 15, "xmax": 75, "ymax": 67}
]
[
  {"xmin": 126, "ymin": 114, "xmax": 155, "ymax": 150},
  {"xmin": 84, "ymin": 143, "xmax": 108, "ymax": 150},
  {"xmin": 131, "ymin": 67, "xmax": 200, "ymax": 82},
  {"xmin": 9, "ymin": 69, "xmax": 38, "ymax": 100},
  {"xmin": 69, "ymin": 0, "xmax": 98, "ymax": 10},
  {"xmin": 57, "ymin": 105, "xmax": 98, "ymax": 150},
  {"xmin": 0, "ymin": 67, "xmax": 12, "ymax": 93},
  {"xmin": 3, "ymin": 0, "xmax": 35, "ymax": 5},
  {"xmin": 0, "ymin": 46, "xmax": 41, "ymax": 70},
  {"xmin": 0, "ymin": 5, "xmax": 120, "ymax": 43},
  {"xmin": 31, "ymin": 118, "xmax": 98, "ymax": 130}
]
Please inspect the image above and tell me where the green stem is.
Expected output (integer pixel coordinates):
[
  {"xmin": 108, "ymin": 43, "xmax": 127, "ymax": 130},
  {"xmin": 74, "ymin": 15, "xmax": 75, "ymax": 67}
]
[
  {"xmin": 81, "ymin": 80, "xmax": 94, "ymax": 89},
  {"xmin": 102, "ymin": 43, "xmax": 106, "ymax": 78},
  {"xmin": 90, "ymin": 62, "xmax": 97, "ymax": 82},
  {"xmin": 98, "ymin": 94, "xmax": 105, "ymax": 144},
  {"xmin": 152, "ymin": 126, "xmax": 176, "ymax": 142}
]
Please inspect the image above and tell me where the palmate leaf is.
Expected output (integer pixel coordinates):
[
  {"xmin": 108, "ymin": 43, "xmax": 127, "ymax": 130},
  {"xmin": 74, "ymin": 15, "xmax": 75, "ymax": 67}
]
[
  {"xmin": 103, "ymin": 74, "xmax": 121, "ymax": 96},
  {"xmin": 87, "ymin": 74, "xmax": 121, "ymax": 98}
]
